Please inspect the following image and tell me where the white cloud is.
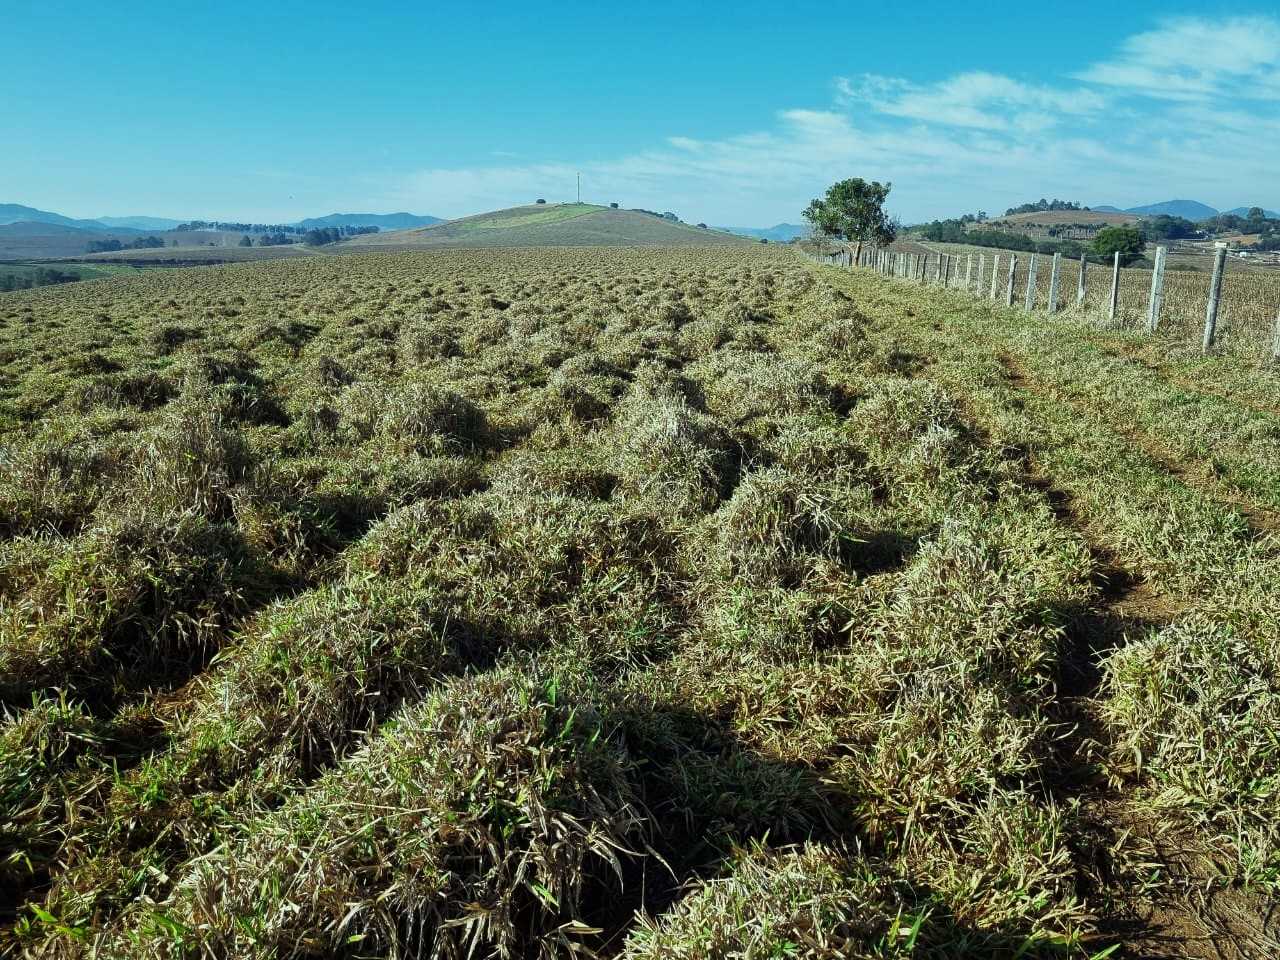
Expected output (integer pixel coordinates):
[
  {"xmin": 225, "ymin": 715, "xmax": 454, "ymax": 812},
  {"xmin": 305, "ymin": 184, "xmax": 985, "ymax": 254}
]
[
  {"xmin": 1075, "ymin": 16, "xmax": 1280, "ymax": 100},
  {"xmin": 837, "ymin": 71, "xmax": 1106, "ymax": 131},
  {"xmin": 396, "ymin": 16, "xmax": 1280, "ymax": 224}
]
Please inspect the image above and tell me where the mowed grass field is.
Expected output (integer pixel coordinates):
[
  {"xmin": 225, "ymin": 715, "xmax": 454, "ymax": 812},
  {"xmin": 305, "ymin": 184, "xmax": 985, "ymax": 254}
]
[
  {"xmin": 79, "ymin": 244, "xmax": 317, "ymax": 265},
  {"xmin": 0, "ymin": 263, "xmax": 141, "ymax": 283},
  {"xmin": 0, "ymin": 247, "xmax": 1278, "ymax": 957}
]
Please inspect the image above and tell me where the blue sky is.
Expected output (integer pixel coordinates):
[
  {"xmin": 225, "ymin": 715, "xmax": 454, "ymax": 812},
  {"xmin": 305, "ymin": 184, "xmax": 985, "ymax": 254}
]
[{"xmin": 5, "ymin": 0, "xmax": 1278, "ymax": 225}]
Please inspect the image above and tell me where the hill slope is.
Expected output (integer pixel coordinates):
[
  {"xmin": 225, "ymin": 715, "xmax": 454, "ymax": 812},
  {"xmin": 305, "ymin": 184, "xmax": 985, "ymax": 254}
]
[
  {"xmin": 0, "ymin": 203, "xmax": 96, "ymax": 228},
  {"xmin": 342, "ymin": 203, "xmax": 748, "ymax": 249},
  {"xmin": 0, "ymin": 222, "xmax": 143, "ymax": 259}
]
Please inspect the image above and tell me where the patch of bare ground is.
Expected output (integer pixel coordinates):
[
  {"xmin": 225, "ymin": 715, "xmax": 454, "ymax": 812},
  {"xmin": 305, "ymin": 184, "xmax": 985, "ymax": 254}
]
[{"xmin": 1094, "ymin": 811, "xmax": 1280, "ymax": 960}]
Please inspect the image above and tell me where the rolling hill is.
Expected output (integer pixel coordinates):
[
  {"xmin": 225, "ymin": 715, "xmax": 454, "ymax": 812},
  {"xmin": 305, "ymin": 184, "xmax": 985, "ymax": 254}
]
[
  {"xmin": 341, "ymin": 203, "xmax": 749, "ymax": 249},
  {"xmin": 0, "ymin": 203, "xmax": 107, "ymax": 229},
  {"xmin": 297, "ymin": 212, "xmax": 442, "ymax": 230},
  {"xmin": 2, "ymin": 203, "xmax": 444, "ymax": 241},
  {"xmin": 0, "ymin": 222, "xmax": 142, "ymax": 260},
  {"xmin": 1124, "ymin": 199, "xmax": 1218, "ymax": 220},
  {"xmin": 95, "ymin": 216, "xmax": 185, "ymax": 230}
]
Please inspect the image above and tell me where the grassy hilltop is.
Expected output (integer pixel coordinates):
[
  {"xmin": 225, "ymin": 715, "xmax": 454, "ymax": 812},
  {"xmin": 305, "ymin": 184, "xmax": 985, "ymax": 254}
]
[
  {"xmin": 0, "ymin": 246, "xmax": 1277, "ymax": 957},
  {"xmin": 63, "ymin": 204, "xmax": 747, "ymax": 267},
  {"xmin": 343, "ymin": 202, "xmax": 748, "ymax": 249}
]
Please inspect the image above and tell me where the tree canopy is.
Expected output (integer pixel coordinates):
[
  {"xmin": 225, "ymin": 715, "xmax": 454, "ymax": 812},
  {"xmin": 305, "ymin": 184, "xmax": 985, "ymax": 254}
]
[
  {"xmin": 803, "ymin": 178, "xmax": 895, "ymax": 245},
  {"xmin": 1005, "ymin": 199, "xmax": 1086, "ymax": 216},
  {"xmin": 1090, "ymin": 225, "xmax": 1145, "ymax": 264}
]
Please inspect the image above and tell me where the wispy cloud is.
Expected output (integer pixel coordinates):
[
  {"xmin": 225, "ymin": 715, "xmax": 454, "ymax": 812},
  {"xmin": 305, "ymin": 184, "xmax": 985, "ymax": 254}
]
[
  {"xmin": 837, "ymin": 72, "xmax": 1105, "ymax": 131},
  {"xmin": 396, "ymin": 15, "xmax": 1280, "ymax": 224},
  {"xmin": 1075, "ymin": 16, "xmax": 1280, "ymax": 101}
]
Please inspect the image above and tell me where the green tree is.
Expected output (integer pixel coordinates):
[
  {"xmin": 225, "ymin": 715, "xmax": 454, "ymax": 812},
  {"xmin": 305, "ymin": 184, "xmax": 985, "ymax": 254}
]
[
  {"xmin": 803, "ymin": 178, "xmax": 895, "ymax": 245},
  {"xmin": 239, "ymin": 235, "xmax": 253, "ymax": 247},
  {"xmin": 1091, "ymin": 225, "xmax": 1145, "ymax": 264}
]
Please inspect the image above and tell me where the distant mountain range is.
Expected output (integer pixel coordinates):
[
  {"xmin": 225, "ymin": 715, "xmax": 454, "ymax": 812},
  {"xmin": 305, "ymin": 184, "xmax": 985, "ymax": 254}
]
[
  {"xmin": 718, "ymin": 223, "xmax": 808, "ymax": 242},
  {"xmin": 0, "ymin": 203, "xmax": 127, "ymax": 231},
  {"xmin": 95, "ymin": 216, "xmax": 186, "ymax": 231},
  {"xmin": 297, "ymin": 212, "xmax": 442, "ymax": 230},
  {"xmin": 1, "ymin": 203, "xmax": 442, "ymax": 236},
  {"xmin": 1091, "ymin": 200, "xmax": 1277, "ymax": 221},
  {"xmin": 1120, "ymin": 200, "xmax": 1219, "ymax": 220}
]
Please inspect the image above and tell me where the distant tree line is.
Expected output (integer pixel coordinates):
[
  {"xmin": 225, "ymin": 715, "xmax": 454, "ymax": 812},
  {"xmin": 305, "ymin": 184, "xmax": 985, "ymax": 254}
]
[
  {"xmin": 633, "ymin": 209, "xmax": 682, "ymax": 222},
  {"xmin": 86, "ymin": 235, "xmax": 166, "ymax": 253},
  {"xmin": 915, "ymin": 218, "xmax": 1086, "ymax": 257},
  {"xmin": 1139, "ymin": 215, "xmax": 1199, "ymax": 241},
  {"xmin": 1004, "ymin": 199, "xmax": 1088, "ymax": 216},
  {"xmin": 302, "ymin": 226, "xmax": 379, "ymax": 246},
  {"xmin": 175, "ymin": 221, "xmax": 307, "ymax": 234},
  {"xmin": 0, "ymin": 267, "xmax": 82, "ymax": 292},
  {"xmin": 1198, "ymin": 208, "xmax": 1280, "ymax": 249}
]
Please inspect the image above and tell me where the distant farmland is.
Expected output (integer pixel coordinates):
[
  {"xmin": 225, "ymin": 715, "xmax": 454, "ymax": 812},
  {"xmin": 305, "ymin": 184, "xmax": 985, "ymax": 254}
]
[{"xmin": 981, "ymin": 209, "xmax": 1142, "ymax": 240}]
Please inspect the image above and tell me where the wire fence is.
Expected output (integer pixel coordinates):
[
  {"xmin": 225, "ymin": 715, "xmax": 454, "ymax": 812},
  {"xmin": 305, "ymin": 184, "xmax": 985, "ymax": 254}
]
[{"xmin": 804, "ymin": 241, "xmax": 1280, "ymax": 360}]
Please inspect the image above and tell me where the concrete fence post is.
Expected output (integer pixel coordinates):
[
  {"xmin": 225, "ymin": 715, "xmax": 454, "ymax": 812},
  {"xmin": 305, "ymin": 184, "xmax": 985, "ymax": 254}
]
[
  {"xmin": 977, "ymin": 254, "xmax": 986, "ymax": 296},
  {"xmin": 1024, "ymin": 254, "xmax": 1039, "ymax": 312},
  {"xmin": 943, "ymin": 255, "xmax": 952, "ymax": 288},
  {"xmin": 1202, "ymin": 242, "xmax": 1228, "ymax": 353},
  {"xmin": 1271, "ymin": 307, "xmax": 1280, "ymax": 363},
  {"xmin": 1147, "ymin": 245, "xmax": 1167, "ymax": 332},
  {"xmin": 965, "ymin": 254, "xmax": 973, "ymax": 291},
  {"xmin": 1048, "ymin": 252, "xmax": 1062, "ymax": 315},
  {"xmin": 990, "ymin": 255, "xmax": 1001, "ymax": 300},
  {"xmin": 1077, "ymin": 254, "xmax": 1087, "ymax": 307},
  {"xmin": 1006, "ymin": 255, "xmax": 1017, "ymax": 307},
  {"xmin": 1108, "ymin": 252, "xmax": 1121, "ymax": 322}
]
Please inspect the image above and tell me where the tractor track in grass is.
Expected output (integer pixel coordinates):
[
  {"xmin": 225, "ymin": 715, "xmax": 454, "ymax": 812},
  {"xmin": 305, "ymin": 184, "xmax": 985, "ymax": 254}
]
[
  {"xmin": 1097, "ymin": 339, "xmax": 1280, "ymax": 421},
  {"xmin": 989, "ymin": 348, "xmax": 1279, "ymax": 960},
  {"xmin": 809, "ymin": 261, "xmax": 1277, "ymax": 958},
  {"xmin": 997, "ymin": 351, "xmax": 1280, "ymax": 538}
]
